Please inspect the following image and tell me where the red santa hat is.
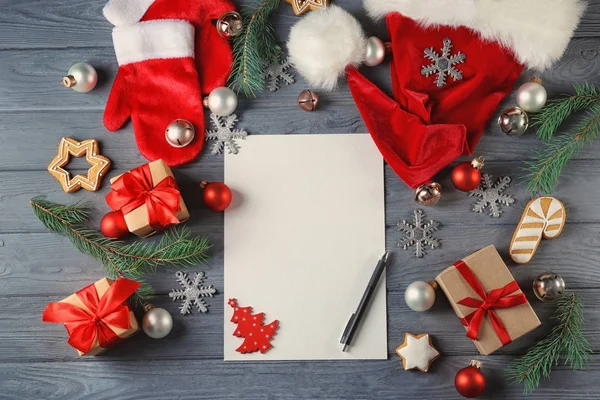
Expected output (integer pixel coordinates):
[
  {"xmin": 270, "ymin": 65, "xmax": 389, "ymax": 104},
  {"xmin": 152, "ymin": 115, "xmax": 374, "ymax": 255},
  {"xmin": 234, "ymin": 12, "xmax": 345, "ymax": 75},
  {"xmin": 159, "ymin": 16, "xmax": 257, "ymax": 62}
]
[{"xmin": 288, "ymin": 1, "xmax": 584, "ymax": 190}]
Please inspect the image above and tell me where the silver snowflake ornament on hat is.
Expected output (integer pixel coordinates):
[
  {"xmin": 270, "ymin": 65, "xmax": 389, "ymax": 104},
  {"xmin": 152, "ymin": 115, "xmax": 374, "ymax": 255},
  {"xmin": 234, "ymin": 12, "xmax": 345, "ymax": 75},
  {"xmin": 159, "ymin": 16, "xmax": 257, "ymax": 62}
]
[
  {"xmin": 398, "ymin": 209, "xmax": 441, "ymax": 258},
  {"xmin": 469, "ymin": 174, "xmax": 515, "ymax": 218},
  {"xmin": 168, "ymin": 271, "xmax": 217, "ymax": 315},
  {"xmin": 421, "ymin": 37, "xmax": 466, "ymax": 88}
]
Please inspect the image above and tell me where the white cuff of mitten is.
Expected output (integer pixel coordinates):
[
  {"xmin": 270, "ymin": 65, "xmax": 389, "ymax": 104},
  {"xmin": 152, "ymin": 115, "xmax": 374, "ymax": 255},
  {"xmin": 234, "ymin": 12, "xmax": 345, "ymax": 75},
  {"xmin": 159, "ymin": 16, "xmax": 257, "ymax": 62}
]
[
  {"xmin": 103, "ymin": 0, "xmax": 156, "ymax": 26},
  {"xmin": 112, "ymin": 20, "xmax": 194, "ymax": 66}
]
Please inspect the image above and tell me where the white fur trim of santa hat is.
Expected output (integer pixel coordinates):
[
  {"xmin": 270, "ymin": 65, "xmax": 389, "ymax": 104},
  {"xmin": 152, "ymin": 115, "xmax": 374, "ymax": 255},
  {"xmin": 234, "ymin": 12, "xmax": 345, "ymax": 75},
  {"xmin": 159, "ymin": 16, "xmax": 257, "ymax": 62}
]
[
  {"xmin": 288, "ymin": 5, "xmax": 366, "ymax": 91},
  {"xmin": 112, "ymin": 20, "xmax": 194, "ymax": 66},
  {"xmin": 363, "ymin": 0, "xmax": 586, "ymax": 71},
  {"xmin": 103, "ymin": 0, "xmax": 156, "ymax": 27}
]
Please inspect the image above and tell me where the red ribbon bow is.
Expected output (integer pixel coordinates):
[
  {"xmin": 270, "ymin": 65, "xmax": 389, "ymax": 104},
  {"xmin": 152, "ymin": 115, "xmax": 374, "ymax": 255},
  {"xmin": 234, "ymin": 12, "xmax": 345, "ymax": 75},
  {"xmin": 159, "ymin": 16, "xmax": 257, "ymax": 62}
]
[
  {"xmin": 454, "ymin": 260, "xmax": 527, "ymax": 345},
  {"xmin": 106, "ymin": 163, "xmax": 181, "ymax": 231},
  {"xmin": 42, "ymin": 278, "xmax": 141, "ymax": 354}
]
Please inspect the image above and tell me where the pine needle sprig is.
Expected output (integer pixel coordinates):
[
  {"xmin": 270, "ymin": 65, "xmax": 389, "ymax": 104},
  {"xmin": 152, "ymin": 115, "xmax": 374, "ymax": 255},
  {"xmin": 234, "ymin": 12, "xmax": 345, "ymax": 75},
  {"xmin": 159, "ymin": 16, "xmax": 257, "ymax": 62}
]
[
  {"xmin": 229, "ymin": 0, "xmax": 281, "ymax": 97},
  {"xmin": 31, "ymin": 199, "xmax": 211, "ymax": 301},
  {"xmin": 505, "ymin": 293, "xmax": 593, "ymax": 394},
  {"xmin": 524, "ymin": 104, "xmax": 600, "ymax": 195},
  {"xmin": 532, "ymin": 83, "xmax": 600, "ymax": 142}
]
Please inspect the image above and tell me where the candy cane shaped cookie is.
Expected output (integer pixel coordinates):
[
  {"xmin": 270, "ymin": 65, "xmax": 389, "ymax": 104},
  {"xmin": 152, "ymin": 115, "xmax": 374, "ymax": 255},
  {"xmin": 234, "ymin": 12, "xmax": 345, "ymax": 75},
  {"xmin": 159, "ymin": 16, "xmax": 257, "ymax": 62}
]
[{"xmin": 509, "ymin": 197, "xmax": 566, "ymax": 264}]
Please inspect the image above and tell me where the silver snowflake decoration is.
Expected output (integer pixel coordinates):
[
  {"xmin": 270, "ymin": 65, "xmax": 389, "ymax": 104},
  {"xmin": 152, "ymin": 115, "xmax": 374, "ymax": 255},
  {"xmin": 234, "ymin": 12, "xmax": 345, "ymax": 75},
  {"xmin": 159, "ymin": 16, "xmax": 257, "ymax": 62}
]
[
  {"xmin": 168, "ymin": 271, "xmax": 217, "ymax": 315},
  {"xmin": 206, "ymin": 113, "xmax": 248, "ymax": 155},
  {"xmin": 264, "ymin": 57, "xmax": 295, "ymax": 92},
  {"xmin": 397, "ymin": 209, "xmax": 441, "ymax": 258},
  {"xmin": 469, "ymin": 174, "xmax": 515, "ymax": 218},
  {"xmin": 421, "ymin": 37, "xmax": 466, "ymax": 88}
]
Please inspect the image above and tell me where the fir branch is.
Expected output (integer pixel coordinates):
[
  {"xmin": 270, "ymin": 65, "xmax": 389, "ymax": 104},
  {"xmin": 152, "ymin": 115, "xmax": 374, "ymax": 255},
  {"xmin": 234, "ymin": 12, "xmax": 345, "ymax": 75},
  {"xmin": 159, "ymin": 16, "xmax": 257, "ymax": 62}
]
[
  {"xmin": 229, "ymin": 0, "xmax": 281, "ymax": 97},
  {"xmin": 31, "ymin": 199, "xmax": 211, "ymax": 301},
  {"xmin": 524, "ymin": 103, "xmax": 600, "ymax": 195},
  {"xmin": 532, "ymin": 83, "xmax": 600, "ymax": 142},
  {"xmin": 505, "ymin": 293, "xmax": 593, "ymax": 394}
]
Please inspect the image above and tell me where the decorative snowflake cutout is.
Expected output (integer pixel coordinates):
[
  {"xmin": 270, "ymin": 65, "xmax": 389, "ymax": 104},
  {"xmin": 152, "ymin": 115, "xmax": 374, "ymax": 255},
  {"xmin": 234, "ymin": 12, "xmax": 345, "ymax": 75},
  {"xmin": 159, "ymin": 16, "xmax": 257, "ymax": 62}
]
[
  {"xmin": 168, "ymin": 271, "xmax": 217, "ymax": 315},
  {"xmin": 469, "ymin": 174, "xmax": 515, "ymax": 218},
  {"xmin": 421, "ymin": 37, "xmax": 466, "ymax": 88},
  {"xmin": 397, "ymin": 209, "xmax": 441, "ymax": 258},
  {"xmin": 205, "ymin": 113, "xmax": 248, "ymax": 155},
  {"xmin": 264, "ymin": 57, "xmax": 295, "ymax": 92}
]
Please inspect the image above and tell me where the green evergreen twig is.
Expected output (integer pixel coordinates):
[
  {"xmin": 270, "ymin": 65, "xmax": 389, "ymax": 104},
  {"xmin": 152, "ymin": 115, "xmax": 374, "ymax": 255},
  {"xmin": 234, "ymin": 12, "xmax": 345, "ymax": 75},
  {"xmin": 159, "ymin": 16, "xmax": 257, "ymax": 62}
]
[
  {"xmin": 31, "ymin": 199, "xmax": 210, "ymax": 301},
  {"xmin": 524, "ymin": 103, "xmax": 600, "ymax": 194},
  {"xmin": 505, "ymin": 293, "xmax": 593, "ymax": 394},
  {"xmin": 229, "ymin": 0, "xmax": 281, "ymax": 97}
]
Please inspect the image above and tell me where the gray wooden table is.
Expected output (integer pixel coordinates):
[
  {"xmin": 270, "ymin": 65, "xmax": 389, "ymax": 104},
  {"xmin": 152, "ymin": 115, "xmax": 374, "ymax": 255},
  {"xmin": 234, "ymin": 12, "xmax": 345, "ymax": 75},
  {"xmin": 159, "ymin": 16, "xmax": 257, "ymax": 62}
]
[{"xmin": 1, "ymin": 1, "xmax": 599, "ymax": 399}]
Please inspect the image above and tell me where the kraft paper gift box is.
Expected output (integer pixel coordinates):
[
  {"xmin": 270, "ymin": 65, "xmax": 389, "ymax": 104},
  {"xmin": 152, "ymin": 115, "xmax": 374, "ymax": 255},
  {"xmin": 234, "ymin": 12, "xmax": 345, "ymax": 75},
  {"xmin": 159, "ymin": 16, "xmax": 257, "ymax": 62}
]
[{"xmin": 435, "ymin": 245, "xmax": 541, "ymax": 355}]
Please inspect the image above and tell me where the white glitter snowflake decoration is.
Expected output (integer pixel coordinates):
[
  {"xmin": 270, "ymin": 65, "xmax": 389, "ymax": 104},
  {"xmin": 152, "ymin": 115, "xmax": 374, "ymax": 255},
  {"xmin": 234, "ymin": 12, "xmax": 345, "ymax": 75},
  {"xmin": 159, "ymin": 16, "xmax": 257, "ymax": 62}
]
[
  {"xmin": 469, "ymin": 174, "xmax": 515, "ymax": 218},
  {"xmin": 206, "ymin": 113, "xmax": 248, "ymax": 155},
  {"xmin": 398, "ymin": 209, "xmax": 441, "ymax": 258},
  {"xmin": 264, "ymin": 58, "xmax": 295, "ymax": 92},
  {"xmin": 168, "ymin": 271, "xmax": 217, "ymax": 315},
  {"xmin": 421, "ymin": 37, "xmax": 466, "ymax": 88}
]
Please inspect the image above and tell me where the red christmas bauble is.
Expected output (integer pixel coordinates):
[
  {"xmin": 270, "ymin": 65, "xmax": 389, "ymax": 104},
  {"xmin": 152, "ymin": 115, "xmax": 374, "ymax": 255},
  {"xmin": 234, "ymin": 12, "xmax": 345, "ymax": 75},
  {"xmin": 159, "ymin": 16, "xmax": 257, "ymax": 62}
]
[
  {"xmin": 201, "ymin": 181, "xmax": 232, "ymax": 212},
  {"xmin": 451, "ymin": 156, "xmax": 485, "ymax": 192},
  {"xmin": 100, "ymin": 210, "xmax": 129, "ymax": 240},
  {"xmin": 455, "ymin": 361, "xmax": 486, "ymax": 398}
]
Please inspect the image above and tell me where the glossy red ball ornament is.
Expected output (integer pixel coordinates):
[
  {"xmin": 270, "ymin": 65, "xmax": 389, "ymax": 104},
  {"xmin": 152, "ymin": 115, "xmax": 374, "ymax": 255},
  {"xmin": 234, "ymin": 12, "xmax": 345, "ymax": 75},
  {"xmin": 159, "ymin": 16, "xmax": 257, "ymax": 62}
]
[
  {"xmin": 455, "ymin": 360, "xmax": 486, "ymax": 398},
  {"xmin": 201, "ymin": 180, "xmax": 232, "ymax": 212},
  {"xmin": 451, "ymin": 156, "xmax": 485, "ymax": 192},
  {"xmin": 100, "ymin": 210, "xmax": 129, "ymax": 239}
]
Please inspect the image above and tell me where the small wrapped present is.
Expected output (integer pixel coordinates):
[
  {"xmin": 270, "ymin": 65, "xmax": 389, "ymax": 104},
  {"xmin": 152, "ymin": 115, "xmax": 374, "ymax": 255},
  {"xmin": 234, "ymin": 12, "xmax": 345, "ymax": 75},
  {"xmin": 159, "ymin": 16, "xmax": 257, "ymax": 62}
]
[
  {"xmin": 106, "ymin": 159, "xmax": 189, "ymax": 237},
  {"xmin": 42, "ymin": 278, "xmax": 140, "ymax": 356},
  {"xmin": 435, "ymin": 245, "xmax": 540, "ymax": 355}
]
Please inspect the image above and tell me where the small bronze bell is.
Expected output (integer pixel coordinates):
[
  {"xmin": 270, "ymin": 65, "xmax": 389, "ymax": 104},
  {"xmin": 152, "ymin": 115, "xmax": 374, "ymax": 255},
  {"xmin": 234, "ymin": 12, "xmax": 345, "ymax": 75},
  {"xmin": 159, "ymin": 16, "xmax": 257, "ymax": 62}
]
[
  {"xmin": 216, "ymin": 11, "xmax": 243, "ymax": 39},
  {"xmin": 297, "ymin": 90, "xmax": 319, "ymax": 111},
  {"xmin": 414, "ymin": 182, "xmax": 442, "ymax": 206}
]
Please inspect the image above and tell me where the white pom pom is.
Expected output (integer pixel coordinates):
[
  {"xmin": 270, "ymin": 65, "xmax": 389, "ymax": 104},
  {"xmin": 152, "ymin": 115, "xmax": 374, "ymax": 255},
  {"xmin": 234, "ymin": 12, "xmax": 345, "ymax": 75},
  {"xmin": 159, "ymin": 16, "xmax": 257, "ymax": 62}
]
[{"xmin": 287, "ymin": 5, "xmax": 366, "ymax": 91}]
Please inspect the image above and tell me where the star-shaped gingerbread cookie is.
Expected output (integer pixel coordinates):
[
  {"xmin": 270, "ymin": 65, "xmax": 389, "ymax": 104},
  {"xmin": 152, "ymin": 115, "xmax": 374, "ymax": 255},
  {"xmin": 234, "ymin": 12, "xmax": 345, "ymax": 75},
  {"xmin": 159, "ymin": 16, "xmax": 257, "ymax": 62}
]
[
  {"xmin": 48, "ymin": 137, "xmax": 111, "ymax": 193},
  {"xmin": 284, "ymin": 0, "xmax": 328, "ymax": 15},
  {"xmin": 395, "ymin": 332, "xmax": 440, "ymax": 373}
]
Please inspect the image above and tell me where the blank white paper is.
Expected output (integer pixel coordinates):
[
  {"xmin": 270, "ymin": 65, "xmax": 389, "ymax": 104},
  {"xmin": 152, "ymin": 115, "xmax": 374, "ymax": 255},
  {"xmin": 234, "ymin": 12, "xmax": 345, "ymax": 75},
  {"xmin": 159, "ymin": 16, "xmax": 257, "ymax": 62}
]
[{"xmin": 224, "ymin": 134, "xmax": 386, "ymax": 360}]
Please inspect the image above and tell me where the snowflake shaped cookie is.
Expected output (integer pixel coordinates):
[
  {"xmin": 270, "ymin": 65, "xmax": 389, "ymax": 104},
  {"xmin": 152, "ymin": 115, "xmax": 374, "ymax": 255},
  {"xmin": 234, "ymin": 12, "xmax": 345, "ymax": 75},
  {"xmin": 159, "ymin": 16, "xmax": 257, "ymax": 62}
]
[
  {"xmin": 168, "ymin": 271, "xmax": 217, "ymax": 315},
  {"xmin": 469, "ymin": 174, "xmax": 515, "ymax": 218},
  {"xmin": 421, "ymin": 37, "xmax": 466, "ymax": 87},
  {"xmin": 205, "ymin": 113, "xmax": 248, "ymax": 155},
  {"xmin": 264, "ymin": 58, "xmax": 295, "ymax": 92},
  {"xmin": 397, "ymin": 209, "xmax": 441, "ymax": 258}
]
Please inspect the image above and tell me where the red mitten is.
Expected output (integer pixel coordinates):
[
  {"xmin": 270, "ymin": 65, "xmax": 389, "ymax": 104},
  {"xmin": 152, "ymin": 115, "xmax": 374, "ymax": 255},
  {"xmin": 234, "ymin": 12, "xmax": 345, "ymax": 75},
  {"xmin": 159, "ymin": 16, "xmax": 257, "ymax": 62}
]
[
  {"xmin": 104, "ymin": 20, "xmax": 205, "ymax": 166},
  {"xmin": 103, "ymin": 0, "xmax": 235, "ymax": 95}
]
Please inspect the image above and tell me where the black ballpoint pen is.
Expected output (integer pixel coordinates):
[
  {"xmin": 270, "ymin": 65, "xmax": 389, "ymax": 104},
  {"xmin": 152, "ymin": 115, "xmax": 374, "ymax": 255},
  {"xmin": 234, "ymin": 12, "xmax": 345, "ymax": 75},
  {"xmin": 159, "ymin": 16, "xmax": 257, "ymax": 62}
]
[{"xmin": 340, "ymin": 251, "xmax": 390, "ymax": 352}]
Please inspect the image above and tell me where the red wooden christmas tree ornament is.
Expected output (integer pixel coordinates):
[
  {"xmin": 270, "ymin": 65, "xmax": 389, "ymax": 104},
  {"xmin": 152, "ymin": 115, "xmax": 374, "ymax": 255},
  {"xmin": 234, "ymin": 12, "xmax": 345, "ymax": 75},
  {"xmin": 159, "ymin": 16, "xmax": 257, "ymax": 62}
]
[{"xmin": 228, "ymin": 298, "xmax": 279, "ymax": 354}]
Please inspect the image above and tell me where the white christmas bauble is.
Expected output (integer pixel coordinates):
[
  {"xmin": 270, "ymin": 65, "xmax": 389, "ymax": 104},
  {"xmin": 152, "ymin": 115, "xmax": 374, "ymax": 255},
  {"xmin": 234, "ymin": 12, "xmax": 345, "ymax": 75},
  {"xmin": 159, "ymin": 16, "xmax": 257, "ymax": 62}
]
[
  {"xmin": 207, "ymin": 87, "xmax": 237, "ymax": 116},
  {"xmin": 364, "ymin": 37, "xmax": 386, "ymax": 67},
  {"xmin": 62, "ymin": 62, "xmax": 98, "ymax": 93},
  {"xmin": 516, "ymin": 81, "xmax": 547, "ymax": 112},
  {"xmin": 405, "ymin": 281, "xmax": 436, "ymax": 312},
  {"xmin": 142, "ymin": 307, "xmax": 173, "ymax": 339}
]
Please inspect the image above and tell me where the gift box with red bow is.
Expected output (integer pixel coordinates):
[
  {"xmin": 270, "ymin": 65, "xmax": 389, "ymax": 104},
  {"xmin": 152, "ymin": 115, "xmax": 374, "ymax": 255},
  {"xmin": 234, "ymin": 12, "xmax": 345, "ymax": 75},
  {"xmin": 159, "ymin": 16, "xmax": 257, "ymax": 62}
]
[
  {"xmin": 435, "ymin": 245, "xmax": 541, "ymax": 355},
  {"xmin": 106, "ymin": 159, "xmax": 189, "ymax": 237},
  {"xmin": 42, "ymin": 277, "xmax": 140, "ymax": 356}
]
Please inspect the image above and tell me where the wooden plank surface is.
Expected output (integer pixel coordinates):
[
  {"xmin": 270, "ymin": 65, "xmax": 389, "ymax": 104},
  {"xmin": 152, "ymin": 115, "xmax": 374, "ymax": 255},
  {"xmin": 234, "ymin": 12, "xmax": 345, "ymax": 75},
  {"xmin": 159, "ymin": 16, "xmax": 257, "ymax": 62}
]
[{"xmin": 1, "ymin": 0, "xmax": 599, "ymax": 399}]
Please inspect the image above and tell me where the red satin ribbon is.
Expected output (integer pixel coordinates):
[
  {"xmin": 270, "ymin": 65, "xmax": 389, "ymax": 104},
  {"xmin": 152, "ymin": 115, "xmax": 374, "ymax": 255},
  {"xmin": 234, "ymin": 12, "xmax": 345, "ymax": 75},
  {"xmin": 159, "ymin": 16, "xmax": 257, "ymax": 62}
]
[
  {"xmin": 454, "ymin": 260, "xmax": 527, "ymax": 345},
  {"xmin": 42, "ymin": 278, "xmax": 141, "ymax": 354},
  {"xmin": 106, "ymin": 163, "xmax": 181, "ymax": 231}
]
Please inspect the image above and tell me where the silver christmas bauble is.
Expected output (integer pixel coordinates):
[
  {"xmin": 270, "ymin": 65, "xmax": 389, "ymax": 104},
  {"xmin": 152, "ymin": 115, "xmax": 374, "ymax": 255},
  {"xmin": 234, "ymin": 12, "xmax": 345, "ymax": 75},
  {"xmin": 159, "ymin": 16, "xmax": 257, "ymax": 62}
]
[
  {"xmin": 165, "ymin": 119, "xmax": 195, "ymax": 147},
  {"xmin": 142, "ymin": 307, "xmax": 173, "ymax": 339},
  {"xmin": 205, "ymin": 86, "xmax": 238, "ymax": 116},
  {"xmin": 533, "ymin": 272, "xmax": 565, "ymax": 302},
  {"xmin": 62, "ymin": 62, "xmax": 98, "ymax": 93},
  {"xmin": 516, "ymin": 79, "xmax": 547, "ymax": 112},
  {"xmin": 498, "ymin": 106, "xmax": 529, "ymax": 136},
  {"xmin": 414, "ymin": 182, "xmax": 442, "ymax": 206},
  {"xmin": 364, "ymin": 37, "xmax": 386, "ymax": 67},
  {"xmin": 216, "ymin": 11, "xmax": 243, "ymax": 39},
  {"xmin": 405, "ymin": 281, "xmax": 436, "ymax": 312}
]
